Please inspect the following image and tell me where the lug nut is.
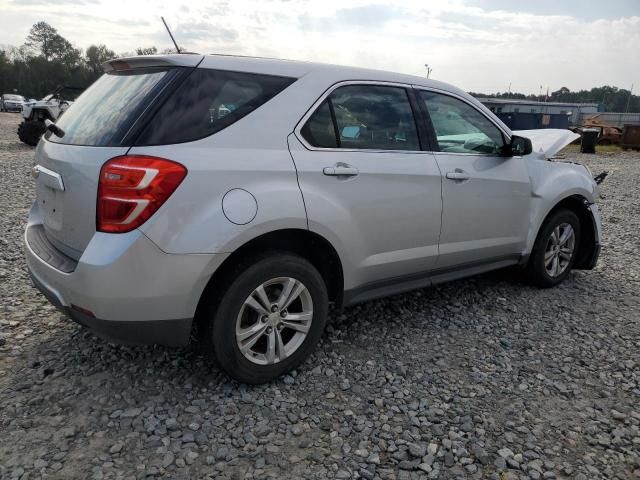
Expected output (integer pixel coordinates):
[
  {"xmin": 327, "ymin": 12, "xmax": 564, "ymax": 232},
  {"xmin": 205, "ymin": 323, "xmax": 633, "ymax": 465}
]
[
  {"xmin": 280, "ymin": 310, "xmax": 287, "ymax": 318},
  {"xmin": 261, "ymin": 315, "xmax": 268, "ymax": 323},
  {"xmin": 271, "ymin": 304, "xmax": 279, "ymax": 312},
  {"xmin": 266, "ymin": 327, "xmax": 273, "ymax": 333},
  {"xmin": 277, "ymin": 323, "xmax": 283, "ymax": 330}
]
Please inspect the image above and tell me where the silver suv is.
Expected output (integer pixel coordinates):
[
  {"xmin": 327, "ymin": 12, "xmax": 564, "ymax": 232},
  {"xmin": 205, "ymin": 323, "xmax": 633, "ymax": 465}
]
[{"xmin": 25, "ymin": 54, "xmax": 602, "ymax": 383}]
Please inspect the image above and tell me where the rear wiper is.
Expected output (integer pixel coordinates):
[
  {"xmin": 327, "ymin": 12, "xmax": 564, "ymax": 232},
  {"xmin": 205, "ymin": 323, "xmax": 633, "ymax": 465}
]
[{"xmin": 44, "ymin": 119, "xmax": 65, "ymax": 138}]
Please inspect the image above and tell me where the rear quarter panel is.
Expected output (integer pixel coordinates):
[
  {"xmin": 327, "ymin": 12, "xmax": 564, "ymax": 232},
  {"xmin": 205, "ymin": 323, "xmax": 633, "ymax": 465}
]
[
  {"xmin": 131, "ymin": 83, "xmax": 312, "ymax": 254},
  {"xmin": 133, "ymin": 141, "xmax": 307, "ymax": 254}
]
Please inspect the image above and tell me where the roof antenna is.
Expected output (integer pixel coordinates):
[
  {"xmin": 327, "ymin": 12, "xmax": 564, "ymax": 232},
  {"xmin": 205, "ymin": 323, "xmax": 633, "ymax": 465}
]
[{"xmin": 161, "ymin": 16, "xmax": 181, "ymax": 54}]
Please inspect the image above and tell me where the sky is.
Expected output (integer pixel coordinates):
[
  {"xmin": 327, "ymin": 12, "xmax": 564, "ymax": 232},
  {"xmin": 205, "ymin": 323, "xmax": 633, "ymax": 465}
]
[{"xmin": 0, "ymin": 0, "xmax": 638, "ymax": 95}]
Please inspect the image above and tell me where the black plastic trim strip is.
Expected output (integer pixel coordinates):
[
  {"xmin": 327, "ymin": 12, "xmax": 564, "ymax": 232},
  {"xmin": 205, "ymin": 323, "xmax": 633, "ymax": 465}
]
[
  {"xmin": 406, "ymin": 87, "xmax": 431, "ymax": 152},
  {"xmin": 326, "ymin": 98, "xmax": 341, "ymax": 148}
]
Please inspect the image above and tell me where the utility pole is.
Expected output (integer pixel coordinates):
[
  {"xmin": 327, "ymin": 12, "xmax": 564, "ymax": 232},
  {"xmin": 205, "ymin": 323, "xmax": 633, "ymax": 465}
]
[
  {"xmin": 507, "ymin": 82, "xmax": 511, "ymax": 99},
  {"xmin": 625, "ymin": 84, "xmax": 634, "ymax": 113},
  {"xmin": 424, "ymin": 64, "xmax": 432, "ymax": 79}
]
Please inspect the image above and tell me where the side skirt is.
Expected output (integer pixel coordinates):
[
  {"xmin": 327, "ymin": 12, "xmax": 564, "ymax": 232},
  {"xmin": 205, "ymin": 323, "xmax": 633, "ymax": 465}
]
[{"xmin": 342, "ymin": 255, "xmax": 521, "ymax": 307}]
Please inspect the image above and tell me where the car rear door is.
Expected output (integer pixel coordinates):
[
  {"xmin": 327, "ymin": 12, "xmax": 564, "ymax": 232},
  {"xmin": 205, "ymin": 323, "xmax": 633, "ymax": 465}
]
[
  {"xmin": 289, "ymin": 82, "xmax": 442, "ymax": 291},
  {"xmin": 415, "ymin": 88, "xmax": 531, "ymax": 268}
]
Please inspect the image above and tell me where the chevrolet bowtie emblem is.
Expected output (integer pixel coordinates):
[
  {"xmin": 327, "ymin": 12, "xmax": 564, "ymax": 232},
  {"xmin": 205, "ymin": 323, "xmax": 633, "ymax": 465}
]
[{"xmin": 31, "ymin": 166, "xmax": 40, "ymax": 179}]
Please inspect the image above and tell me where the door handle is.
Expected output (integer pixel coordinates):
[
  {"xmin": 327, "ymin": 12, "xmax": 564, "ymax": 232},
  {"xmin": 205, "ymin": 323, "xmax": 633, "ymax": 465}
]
[
  {"xmin": 323, "ymin": 165, "xmax": 359, "ymax": 177},
  {"xmin": 445, "ymin": 170, "xmax": 470, "ymax": 181}
]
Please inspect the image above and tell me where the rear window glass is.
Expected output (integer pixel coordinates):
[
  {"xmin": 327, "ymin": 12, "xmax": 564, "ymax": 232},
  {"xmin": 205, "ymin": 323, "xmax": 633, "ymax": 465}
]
[
  {"xmin": 134, "ymin": 69, "xmax": 295, "ymax": 145},
  {"xmin": 48, "ymin": 68, "xmax": 175, "ymax": 146}
]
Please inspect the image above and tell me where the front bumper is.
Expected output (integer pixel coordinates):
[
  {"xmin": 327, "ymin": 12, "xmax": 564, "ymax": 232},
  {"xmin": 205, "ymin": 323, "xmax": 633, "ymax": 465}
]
[{"xmin": 25, "ymin": 213, "xmax": 228, "ymax": 346}]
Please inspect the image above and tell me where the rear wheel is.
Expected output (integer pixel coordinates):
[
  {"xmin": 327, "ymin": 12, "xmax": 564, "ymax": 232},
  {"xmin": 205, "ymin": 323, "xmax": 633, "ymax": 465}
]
[
  {"xmin": 526, "ymin": 209, "xmax": 581, "ymax": 288},
  {"xmin": 206, "ymin": 254, "xmax": 328, "ymax": 384},
  {"xmin": 17, "ymin": 120, "xmax": 46, "ymax": 146}
]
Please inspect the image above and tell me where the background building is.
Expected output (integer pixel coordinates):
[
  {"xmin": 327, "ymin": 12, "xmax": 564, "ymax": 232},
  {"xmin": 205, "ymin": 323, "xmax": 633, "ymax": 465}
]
[
  {"xmin": 478, "ymin": 97, "xmax": 599, "ymax": 129},
  {"xmin": 478, "ymin": 97, "xmax": 640, "ymax": 130}
]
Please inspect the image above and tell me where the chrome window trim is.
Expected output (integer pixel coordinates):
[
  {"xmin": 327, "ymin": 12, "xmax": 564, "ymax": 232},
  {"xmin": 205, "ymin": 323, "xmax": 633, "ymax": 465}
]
[{"xmin": 293, "ymin": 80, "xmax": 425, "ymax": 154}]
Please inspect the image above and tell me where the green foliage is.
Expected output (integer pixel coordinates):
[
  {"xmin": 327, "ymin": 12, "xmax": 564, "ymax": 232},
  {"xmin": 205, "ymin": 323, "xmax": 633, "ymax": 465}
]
[
  {"xmin": 469, "ymin": 86, "xmax": 639, "ymax": 113},
  {"xmin": 0, "ymin": 21, "xmax": 160, "ymax": 100},
  {"xmin": 85, "ymin": 44, "xmax": 117, "ymax": 75},
  {"xmin": 135, "ymin": 46, "xmax": 158, "ymax": 55}
]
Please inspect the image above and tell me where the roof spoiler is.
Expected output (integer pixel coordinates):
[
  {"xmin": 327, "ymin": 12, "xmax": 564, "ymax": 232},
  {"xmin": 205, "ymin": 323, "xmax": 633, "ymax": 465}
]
[{"xmin": 102, "ymin": 54, "xmax": 203, "ymax": 73}]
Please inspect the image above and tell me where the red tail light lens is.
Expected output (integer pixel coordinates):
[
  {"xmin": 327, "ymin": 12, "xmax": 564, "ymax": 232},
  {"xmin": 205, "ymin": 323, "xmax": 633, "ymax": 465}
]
[{"xmin": 97, "ymin": 155, "xmax": 187, "ymax": 233}]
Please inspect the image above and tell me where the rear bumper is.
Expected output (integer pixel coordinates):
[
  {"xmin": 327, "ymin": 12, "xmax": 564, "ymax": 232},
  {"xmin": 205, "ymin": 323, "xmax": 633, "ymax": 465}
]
[
  {"xmin": 25, "ymin": 210, "xmax": 228, "ymax": 346},
  {"xmin": 28, "ymin": 270, "xmax": 192, "ymax": 346}
]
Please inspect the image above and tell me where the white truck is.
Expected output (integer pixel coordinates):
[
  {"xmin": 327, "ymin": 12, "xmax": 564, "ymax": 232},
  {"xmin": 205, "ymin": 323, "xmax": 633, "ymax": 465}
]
[{"xmin": 18, "ymin": 87, "xmax": 83, "ymax": 146}]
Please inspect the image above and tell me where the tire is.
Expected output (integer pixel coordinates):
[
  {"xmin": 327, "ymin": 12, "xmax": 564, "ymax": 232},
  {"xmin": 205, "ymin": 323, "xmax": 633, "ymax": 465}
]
[
  {"xmin": 17, "ymin": 120, "xmax": 46, "ymax": 146},
  {"xmin": 206, "ymin": 254, "xmax": 328, "ymax": 384},
  {"xmin": 526, "ymin": 209, "xmax": 581, "ymax": 288}
]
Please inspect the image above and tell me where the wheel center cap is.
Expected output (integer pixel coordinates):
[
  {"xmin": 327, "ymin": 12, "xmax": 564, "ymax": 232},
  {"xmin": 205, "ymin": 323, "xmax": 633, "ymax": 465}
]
[{"xmin": 268, "ymin": 312, "xmax": 280, "ymax": 326}]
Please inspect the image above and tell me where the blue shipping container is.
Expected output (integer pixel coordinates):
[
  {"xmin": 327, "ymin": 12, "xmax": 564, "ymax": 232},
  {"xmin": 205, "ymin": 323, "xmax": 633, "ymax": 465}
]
[{"xmin": 496, "ymin": 112, "xmax": 569, "ymax": 130}]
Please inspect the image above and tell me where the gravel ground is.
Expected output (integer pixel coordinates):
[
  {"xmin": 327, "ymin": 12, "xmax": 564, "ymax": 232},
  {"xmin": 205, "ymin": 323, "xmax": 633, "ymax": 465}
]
[{"xmin": 1, "ymin": 110, "xmax": 639, "ymax": 480}]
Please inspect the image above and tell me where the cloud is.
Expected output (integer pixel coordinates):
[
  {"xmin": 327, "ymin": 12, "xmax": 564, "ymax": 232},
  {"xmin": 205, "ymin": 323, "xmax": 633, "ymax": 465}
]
[
  {"xmin": 10, "ymin": 0, "xmax": 100, "ymax": 4},
  {"xmin": 0, "ymin": 0, "xmax": 638, "ymax": 94},
  {"xmin": 162, "ymin": 21, "xmax": 239, "ymax": 43}
]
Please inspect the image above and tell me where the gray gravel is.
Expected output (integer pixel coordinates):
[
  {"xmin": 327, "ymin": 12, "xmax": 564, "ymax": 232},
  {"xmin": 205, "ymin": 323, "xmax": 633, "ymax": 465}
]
[{"xmin": 1, "ymin": 111, "xmax": 640, "ymax": 480}]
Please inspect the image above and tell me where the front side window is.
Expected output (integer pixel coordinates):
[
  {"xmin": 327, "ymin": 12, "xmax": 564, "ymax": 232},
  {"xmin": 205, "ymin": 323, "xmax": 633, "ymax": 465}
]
[
  {"xmin": 301, "ymin": 84, "xmax": 420, "ymax": 151},
  {"xmin": 418, "ymin": 91, "xmax": 505, "ymax": 154}
]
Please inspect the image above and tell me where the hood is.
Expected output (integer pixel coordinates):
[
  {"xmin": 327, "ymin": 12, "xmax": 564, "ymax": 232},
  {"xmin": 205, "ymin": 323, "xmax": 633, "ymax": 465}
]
[{"xmin": 513, "ymin": 129, "xmax": 580, "ymax": 159}]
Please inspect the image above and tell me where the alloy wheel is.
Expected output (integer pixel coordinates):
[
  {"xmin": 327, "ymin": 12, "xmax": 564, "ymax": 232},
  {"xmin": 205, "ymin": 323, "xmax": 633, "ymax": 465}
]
[
  {"xmin": 235, "ymin": 277, "xmax": 313, "ymax": 365},
  {"xmin": 544, "ymin": 222, "xmax": 576, "ymax": 277}
]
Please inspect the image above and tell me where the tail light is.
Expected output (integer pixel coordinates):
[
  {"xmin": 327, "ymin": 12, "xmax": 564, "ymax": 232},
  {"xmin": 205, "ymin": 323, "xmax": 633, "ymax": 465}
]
[{"xmin": 97, "ymin": 155, "xmax": 187, "ymax": 233}]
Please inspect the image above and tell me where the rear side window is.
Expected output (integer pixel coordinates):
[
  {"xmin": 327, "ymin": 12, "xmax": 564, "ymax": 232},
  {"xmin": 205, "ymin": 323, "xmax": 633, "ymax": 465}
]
[
  {"xmin": 135, "ymin": 69, "xmax": 295, "ymax": 145},
  {"xmin": 48, "ymin": 68, "xmax": 175, "ymax": 146},
  {"xmin": 300, "ymin": 100, "xmax": 338, "ymax": 148},
  {"xmin": 301, "ymin": 84, "xmax": 420, "ymax": 151}
]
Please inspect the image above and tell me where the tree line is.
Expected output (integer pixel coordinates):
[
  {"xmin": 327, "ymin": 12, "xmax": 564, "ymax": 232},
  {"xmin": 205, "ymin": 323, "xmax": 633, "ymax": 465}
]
[
  {"xmin": 469, "ymin": 85, "xmax": 639, "ymax": 113},
  {"xmin": 2, "ymin": 21, "xmax": 638, "ymax": 113},
  {"xmin": 0, "ymin": 21, "xmax": 170, "ymax": 99}
]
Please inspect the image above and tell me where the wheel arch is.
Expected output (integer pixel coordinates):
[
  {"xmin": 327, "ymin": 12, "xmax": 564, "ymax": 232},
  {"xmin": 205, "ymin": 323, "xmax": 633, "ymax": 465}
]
[
  {"xmin": 534, "ymin": 194, "xmax": 599, "ymax": 270},
  {"xmin": 192, "ymin": 228, "xmax": 344, "ymax": 338}
]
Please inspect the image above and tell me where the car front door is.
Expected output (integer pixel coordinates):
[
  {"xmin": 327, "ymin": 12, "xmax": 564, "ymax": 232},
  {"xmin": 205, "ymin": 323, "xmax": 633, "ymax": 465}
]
[
  {"xmin": 415, "ymin": 89, "xmax": 531, "ymax": 268},
  {"xmin": 288, "ymin": 83, "xmax": 442, "ymax": 292}
]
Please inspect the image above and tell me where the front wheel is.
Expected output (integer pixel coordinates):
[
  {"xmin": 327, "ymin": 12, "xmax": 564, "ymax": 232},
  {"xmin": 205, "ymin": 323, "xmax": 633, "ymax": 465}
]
[
  {"xmin": 207, "ymin": 254, "xmax": 328, "ymax": 384},
  {"xmin": 526, "ymin": 209, "xmax": 581, "ymax": 288}
]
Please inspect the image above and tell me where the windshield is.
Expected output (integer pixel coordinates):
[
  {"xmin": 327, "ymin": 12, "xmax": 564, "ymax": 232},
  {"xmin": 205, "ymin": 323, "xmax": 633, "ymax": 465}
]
[
  {"xmin": 48, "ymin": 68, "xmax": 175, "ymax": 146},
  {"xmin": 3, "ymin": 95, "xmax": 24, "ymax": 101}
]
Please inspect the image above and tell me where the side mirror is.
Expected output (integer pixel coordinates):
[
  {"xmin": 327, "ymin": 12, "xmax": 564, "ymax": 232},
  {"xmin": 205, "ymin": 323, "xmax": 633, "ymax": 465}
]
[{"xmin": 506, "ymin": 135, "xmax": 533, "ymax": 156}]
